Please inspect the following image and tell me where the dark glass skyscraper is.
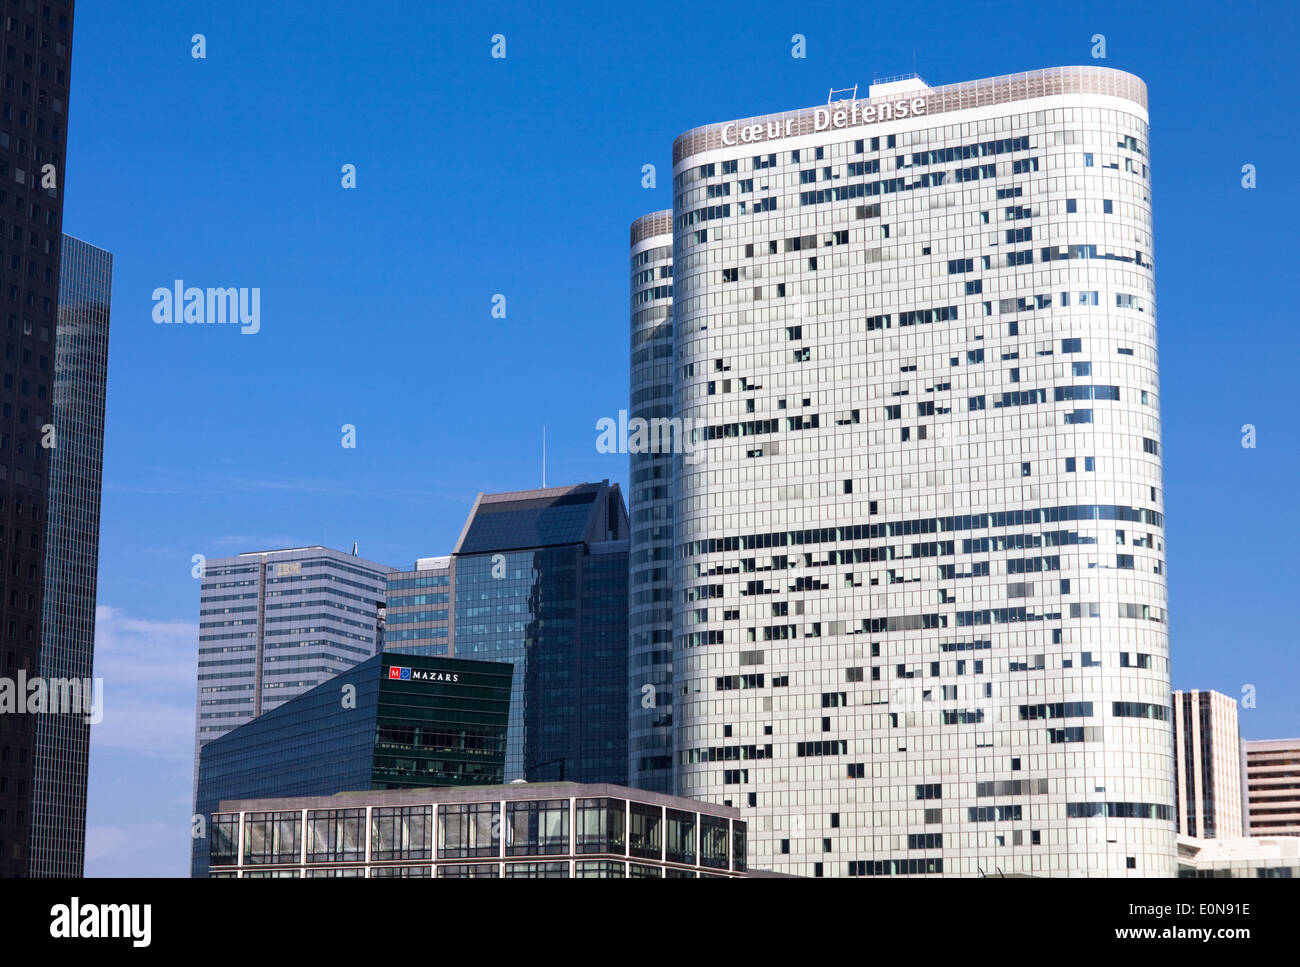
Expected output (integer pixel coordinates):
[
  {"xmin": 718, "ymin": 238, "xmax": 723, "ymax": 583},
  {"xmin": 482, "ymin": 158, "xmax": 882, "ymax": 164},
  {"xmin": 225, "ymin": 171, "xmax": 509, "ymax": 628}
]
[
  {"xmin": 0, "ymin": 0, "xmax": 76, "ymax": 878},
  {"xmin": 447, "ymin": 482, "xmax": 629, "ymax": 785},
  {"xmin": 192, "ymin": 652, "xmax": 513, "ymax": 876},
  {"xmin": 28, "ymin": 235, "xmax": 111, "ymax": 877}
]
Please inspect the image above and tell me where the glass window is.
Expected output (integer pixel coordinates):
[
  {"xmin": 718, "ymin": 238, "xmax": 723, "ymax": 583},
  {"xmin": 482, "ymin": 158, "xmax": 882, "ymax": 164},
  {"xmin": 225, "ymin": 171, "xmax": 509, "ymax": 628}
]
[
  {"xmin": 305, "ymin": 866, "xmax": 365, "ymax": 877},
  {"xmin": 210, "ymin": 813, "xmax": 240, "ymax": 867},
  {"xmin": 576, "ymin": 798, "xmax": 626, "ymax": 855},
  {"xmin": 438, "ymin": 863, "xmax": 501, "ymax": 878},
  {"xmin": 733, "ymin": 821, "xmax": 748, "ymax": 872},
  {"xmin": 506, "ymin": 799, "xmax": 570, "ymax": 856},
  {"xmin": 630, "ymin": 863, "xmax": 663, "ymax": 878},
  {"xmin": 372, "ymin": 805, "xmax": 432, "ymax": 862},
  {"xmin": 700, "ymin": 814, "xmax": 729, "ymax": 869},
  {"xmin": 575, "ymin": 860, "xmax": 626, "ymax": 878},
  {"xmin": 504, "ymin": 861, "xmax": 569, "ymax": 878},
  {"xmin": 629, "ymin": 802, "xmax": 662, "ymax": 860},
  {"xmin": 369, "ymin": 865, "xmax": 432, "ymax": 878},
  {"xmin": 243, "ymin": 811, "xmax": 301, "ymax": 866},
  {"xmin": 665, "ymin": 809, "xmax": 696, "ymax": 865},
  {"xmin": 439, "ymin": 802, "xmax": 500, "ymax": 859},
  {"xmin": 306, "ymin": 808, "xmax": 365, "ymax": 864}
]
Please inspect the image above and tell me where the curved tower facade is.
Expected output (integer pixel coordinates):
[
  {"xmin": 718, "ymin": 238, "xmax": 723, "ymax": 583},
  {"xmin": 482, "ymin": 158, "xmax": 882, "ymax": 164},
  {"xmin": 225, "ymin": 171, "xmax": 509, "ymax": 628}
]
[
  {"xmin": 669, "ymin": 67, "xmax": 1173, "ymax": 876},
  {"xmin": 628, "ymin": 212, "xmax": 676, "ymax": 792}
]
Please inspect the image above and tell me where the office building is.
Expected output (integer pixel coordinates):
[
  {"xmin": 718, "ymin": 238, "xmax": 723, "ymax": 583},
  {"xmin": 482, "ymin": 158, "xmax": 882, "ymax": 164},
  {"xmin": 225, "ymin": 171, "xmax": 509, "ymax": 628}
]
[
  {"xmin": 382, "ymin": 555, "xmax": 452, "ymax": 656},
  {"xmin": 192, "ymin": 652, "xmax": 512, "ymax": 876},
  {"xmin": 1177, "ymin": 834, "xmax": 1299, "ymax": 878},
  {"xmin": 1172, "ymin": 689, "xmax": 1241, "ymax": 839},
  {"xmin": 192, "ymin": 545, "xmax": 391, "ymax": 766},
  {"xmin": 628, "ymin": 211, "xmax": 676, "ymax": 793},
  {"xmin": 207, "ymin": 781, "xmax": 747, "ymax": 878},
  {"xmin": 667, "ymin": 66, "xmax": 1172, "ymax": 876},
  {"xmin": 1243, "ymin": 738, "xmax": 1300, "ymax": 837},
  {"xmin": 0, "ymin": 0, "xmax": 75, "ymax": 878},
  {"xmin": 28, "ymin": 235, "xmax": 112, "ymax": 877},
  {"xmin": 450, "ymin": 482, "xmax": 629, "ymax": 785}
]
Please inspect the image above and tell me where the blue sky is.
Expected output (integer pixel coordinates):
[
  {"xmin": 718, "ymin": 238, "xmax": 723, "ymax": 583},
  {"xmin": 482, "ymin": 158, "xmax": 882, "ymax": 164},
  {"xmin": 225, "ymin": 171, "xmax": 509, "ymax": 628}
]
[{"xmin": 69, "ymin": 1, "xmax": 1300, "ymax": 875}]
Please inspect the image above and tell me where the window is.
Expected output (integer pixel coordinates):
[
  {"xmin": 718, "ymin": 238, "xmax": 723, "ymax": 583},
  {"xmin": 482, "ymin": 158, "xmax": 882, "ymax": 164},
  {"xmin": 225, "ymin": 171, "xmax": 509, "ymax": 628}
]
[
  {"xmin": 306, "ymin": 808, "xmax": 364, "ymax": 864},
  {"xmin": 700, "ymin": 814, "xmax": 729, "ymax": 869},
  {"xmin": 372, "ymin": 806, "xmax": 432, "ymax": 862},
  {"xmin": 666, "ymin": 809, "xmax": 696, "ymax": 864},
  {"xmin": 506, "ymin": 799, "xmax": 569, "ymax": 856},
  {"xmin": 242, "ymin": 811, "xmax": 301, "ymax": 866},
  {"xmin": 440, "ymin": 802, "xmax": 500, "ymax": 858},
  {"xmin": 210, "ymin": 814, "xmax": 240, "ymax": 866},
  {"xmin": 629, "ymin": 802, "xmax": 662, "ymax": 860},
  {"xmin": 575, "ymin": 798, "xmax": 626, "ymax": 855}
]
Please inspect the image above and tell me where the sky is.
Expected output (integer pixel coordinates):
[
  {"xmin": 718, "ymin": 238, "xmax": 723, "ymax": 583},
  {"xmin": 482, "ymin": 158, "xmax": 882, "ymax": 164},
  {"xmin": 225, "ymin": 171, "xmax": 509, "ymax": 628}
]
[{"xmin": 67, "ymin": 0, "xmax": 1300, "ymax": 875}]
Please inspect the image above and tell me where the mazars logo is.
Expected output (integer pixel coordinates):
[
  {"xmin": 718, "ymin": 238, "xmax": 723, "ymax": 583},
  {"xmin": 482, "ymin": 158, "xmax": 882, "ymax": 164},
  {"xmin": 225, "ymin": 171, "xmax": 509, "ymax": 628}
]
[{"xmin": 387, "ymin": 666, "xmax": 459, "ymax": 683}]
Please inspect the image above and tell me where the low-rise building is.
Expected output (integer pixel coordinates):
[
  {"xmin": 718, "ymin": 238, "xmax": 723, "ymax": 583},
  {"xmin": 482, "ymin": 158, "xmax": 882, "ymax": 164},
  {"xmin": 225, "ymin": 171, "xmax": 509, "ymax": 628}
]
[{"xmin": 208, "ymin": 782, "xmax": 749, "ymax": 878}]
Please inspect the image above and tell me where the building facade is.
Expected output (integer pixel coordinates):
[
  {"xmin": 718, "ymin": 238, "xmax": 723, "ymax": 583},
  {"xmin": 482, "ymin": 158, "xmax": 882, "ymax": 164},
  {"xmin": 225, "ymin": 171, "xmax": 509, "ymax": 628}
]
[
  {"xmin": 668, "ymin": 67, "xmax": 1172, "ymax": 876},
  {"xmin": 193, "ymin": 545, "xmax": 391, "ymax": 758},
  {"xmin": 0, "ymin": 0, "xmax": 75, "ymax": 878},
  {"xmin": 382, "ymin": 555, "xmax": 453, "ymax": 656},
  {"xmin": 628, "ymin": 211, "xmax": 676, "ymax": 793},
  {"xmin": 193, "ymin": 652, "xmax": 513, "ymax": 876},
  {"xmin": 451, "ymin": 482, "xmax": 629, "ymax": 785},
  {"xmin": 1243, "ymin": 738, "xmax": 1300, "ymax": 837},
  {"xmin": 28, "ymin": 235, "xmax": 112, "ymax": 877},
  {"xmin": 207, "ymin": 782, "xmax": 747, "ymax": 878},
  {"xmin": 192, "ymin": 544, "xmax": 391, "ymax": 814},
  {"xmin": 1172, "ymin": 689, "xmax": 1241, "ymax": 839},
  {"xmin": 1177, "ymin": 834, "xmax": 1299, "ymax": 878}
]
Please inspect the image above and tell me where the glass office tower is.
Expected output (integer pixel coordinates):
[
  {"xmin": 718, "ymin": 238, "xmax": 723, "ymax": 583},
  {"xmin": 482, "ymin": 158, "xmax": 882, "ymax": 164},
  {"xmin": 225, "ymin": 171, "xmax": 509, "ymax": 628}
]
[
  {"xmin": 192, "ymin": 652, "xmax": 512, "ymax": 876},
  {"xmin": 669, "ymin": 67, "xmax": 1173, "ymax": 876},
  {"xmin": 451, "ymin": 482, "xmax": 629, "ymax": 785},
  {"xmin": 28, "ymin": 236, "xmax": 112, "ymax": 877}
]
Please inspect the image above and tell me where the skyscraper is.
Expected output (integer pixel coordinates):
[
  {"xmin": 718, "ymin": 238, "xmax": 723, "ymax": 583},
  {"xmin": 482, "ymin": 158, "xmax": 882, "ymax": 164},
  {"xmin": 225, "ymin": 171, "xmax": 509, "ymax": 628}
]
[
  {"xmin": 1172, "ymin": 690, "xmax": 1242, "ymax": 839},
  {"xmin": 192, "ymin": 545, "xmax": 391, "ymax": 797},
  {"xmin": 0, "ymin": 0, "xmax": 76, "ymax": 878},
  {"xmin": 449, "ymin": 481, "xmax": 629, "ymax": 784},
  {"xmin": 28, "ymin": 234, "xmax": 111, "ymax": 877},
  {"xmin": 667, "ymin": 67, "xmax": 1172, "ymax": 876},
  {"xmin": 628, "ymin": 211, "xmax": 675, "ymax": 793}
]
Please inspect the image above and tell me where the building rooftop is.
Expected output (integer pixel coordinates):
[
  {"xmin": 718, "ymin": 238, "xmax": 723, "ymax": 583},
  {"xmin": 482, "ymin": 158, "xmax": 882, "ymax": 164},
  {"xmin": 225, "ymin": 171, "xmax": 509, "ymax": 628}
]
[
  {"xmin": 218, "ymin": 781, "xmax": 741, "ymax": 819},
  {"xmin": 453, "ymin": 480, "xmax": 627, "ymax": 554}
]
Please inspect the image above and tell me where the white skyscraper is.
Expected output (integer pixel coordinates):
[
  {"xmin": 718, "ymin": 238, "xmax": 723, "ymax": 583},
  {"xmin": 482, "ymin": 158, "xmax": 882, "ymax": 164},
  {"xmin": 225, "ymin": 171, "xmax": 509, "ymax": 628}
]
[
  {"xmin": 667, "ymin": 66, "xmax": 1173, "ymax": 876},
  {"xmin": 1172, "ymin": 689, "xmax": 1242, "ymax": 839},
  {"xmin": 628, "ymin": 211, "xmax": 677, "ymax": 793}
]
